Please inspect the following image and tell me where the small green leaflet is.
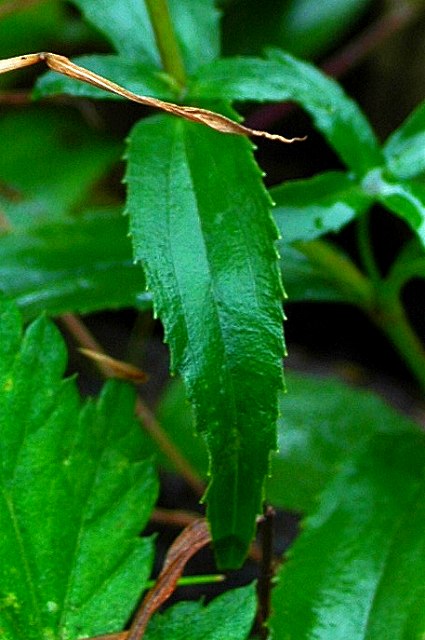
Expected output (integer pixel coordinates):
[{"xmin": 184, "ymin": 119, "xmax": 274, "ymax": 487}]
[
  {"xmin": 384, "ymin": 99, "xmax": 425, "ymax": 180},
  {"xmin": 0, "ymin": 298, "xmax": 158, "ymax": 640},
  {"xmin": 125, "ymin": 108, "xmax": 284, "ymax": 569}
]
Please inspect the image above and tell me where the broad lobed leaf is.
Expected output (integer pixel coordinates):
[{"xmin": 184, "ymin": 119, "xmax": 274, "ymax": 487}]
[
  {"xmin": 270, "ymin": 429, "xmax": 425, "ymax": 639},
  {"xmin": 271, "ymin": 171, "xmax": 371, "ymax": 243},
  {"xmin": 0, "ymin": 208, "xmax": 149, "ymax": 320},
  {"xmin": 145, "ymin": 582, "xmax": 256, "ymax": 640},
  {"xmin": 0, "ymin": 298, "xmax": 158, "ymax": 640},
  {"xmin": 125, "ymin": 108, "xmax": 284, "ymax": 569},
  {"xmin": 189, "ymin": 50, "xmax": 382, "ymax": 175}
]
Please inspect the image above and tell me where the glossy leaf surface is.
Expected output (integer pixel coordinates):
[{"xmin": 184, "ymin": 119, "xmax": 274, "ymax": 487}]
[
  {"xmin": 34, "ymin": 54, "xmax": 176, "ymax": 101},
  {"xmin": 0, "ymin": 108, "xmax": 120, "ymax": 225},
  {"xmin": 267, "ymin": 372, "xmax": 419, "ymax": 512},
  {"xmin": 271, "ymin": 171, "xmax": 371, "ymax": 243},
  {"xmin": 0, "ymin": 209, "xmax": 148, "ymax": 320},
  {"xmin": 190, "ymin": 50, "xmax": 382, "ymax": 175},
  {"xmin": 384, "ymin": 99, "xmax": 425, "ymax": 179},
  {"xmin": 145, "ymin": 583, "xmax": 256, "ymax": 640},
  {"xmin": 270, "ymin": 429, "xmax": 425, "ymax": 639},
  {"xmin": 125, "ymin": 111, "xmax": 284, "ymax": 569},
  {"xmin": 0, "ymin": 299, "xmax": 158, "ymax": 639}
]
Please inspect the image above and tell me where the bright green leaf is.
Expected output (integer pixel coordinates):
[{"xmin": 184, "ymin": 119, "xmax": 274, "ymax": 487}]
[
  {"xmin": 384, "ymin": 99, "xmax": 425, "ymax": 179},
  {"xmin": 271, "ymin": 171, "xmax": 371, "ymax": 243},
  {"xmin": 125, "ymin": 109, "xmax": 284, "ymax": 569},
  {"xmin": 0, "ymin": 208, "xmax": 149, "ymax": 320},
  {"xmin": 270, "ymin": 429, "xmax": 425, "ymax": 639},
  {"xmin": 362, "ymin": 168, "xmax": 425, "ymax": 246},
  {"xmin": 190, "ymin": 50, "xmax": 382, "ymax": 175},
  {"xmin": 68, "ymin": 0, "xmax": 220, "ymax": 73},
  {"xmin": 0, "ymin": 298, "xmax": 158, "ymax": 639},
  {"xmin": 267, "ymin": 372, "xmax": 419, "ymax": 512},
  {"xmin": 0, "ymin": 107, "xmax": 121, "ymax": 225},
  {"xmin": 34, "ymin": 54, "xmax": 177, "ymax": 101},
  {"xmin": 145, "ymin": 583, "xmax": 256, "ymax": 640}
]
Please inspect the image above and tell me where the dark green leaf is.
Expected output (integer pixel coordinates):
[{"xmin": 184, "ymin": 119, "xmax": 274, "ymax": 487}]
[
  {"xmin": 0, "ymin": 298, "xmax": 158, "ymax": 639},
  {"xmin": 125, "ymin": 110, "xmax": 284, "ymax": 569},
  {"xmin": 0, "ymin": 208, "xmax": 148, "ymax": 320},
  {"xmin": 145, "ymin": 583, "xmax": 256, "ymax": 640},
  {"xmin": 34, "ymin": 54, "xmax": 176, "ymax": 101},
  {"xmin": 68, "ymin": 0, "xmax": 220, "ymax": 73},
  {"xmin": 0, "ymin": 107, "xmax": 121, "ymax": 225},
  {"xmin": 190, "ymin": 51, "xmax": 382, "ymax": 175},
  {"xmin": 384, "ymin": 99, "xmax": 425, "ymax": 179},
  {"xmin": 362, "ymin": 168, "xmax": 425, "ymax": 245},
  {"xmin": 271, "ymin": 171, "xmax": 371, "ymax": 243},
  {"xmin": 267, "ymin": 372, "xmax": 419, "ymax": 512},
  {"xmin": 270, "ymin": 430, "xmax": 425, "ymax": 639}
]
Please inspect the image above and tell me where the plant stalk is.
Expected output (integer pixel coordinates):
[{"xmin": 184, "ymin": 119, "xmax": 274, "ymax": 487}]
[{"xmin": 144, "ymin": 0, "xmax": 187, "ymax": 87}]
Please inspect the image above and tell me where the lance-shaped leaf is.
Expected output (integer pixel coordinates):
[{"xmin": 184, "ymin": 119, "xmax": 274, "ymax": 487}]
[
  {"xmin": 68, "ymin": 0, "xmax": 220, "ymax": 73},
  {"xmin": 271, "ymin": 171, "xmax": 371, "ymax": 244},
  {"xmin": 0, "ymin": 298, "xmax": 158, "ymax": 640},
  {"xmin": 189, "ymin": 50, "xmax": 382, "ymax": 175},
  {"xmin": 270, "ymin": 429, "xmax": 425, "ymax": 639},
  {"xmin": 362, "ymin": 168, "xmax": 425, "ymax": 246},
  {"xmin": 384, "ymin": 99, "xmax": 425, "ymax": 180},
  {"xmin": 125, "ymin": 110, "xmax": 284, "ymax": 569},
  {"xmin": 0, "ymin": 208, "xmax": 149, "ymax": 320}
]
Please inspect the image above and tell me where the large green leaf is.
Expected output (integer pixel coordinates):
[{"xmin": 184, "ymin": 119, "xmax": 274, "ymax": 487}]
[
  {"xmin": 270, "ymin": 429, "xmax": 425, "ymax": 639},
  {"xmin": 68, "ymin": 0, "xmax": 220, "ymax": 73},
  {"xmin": 34, "ymin": 54, "xmax": 177, "ymax": 101},
  {"xmin": 267, "ymin": 372, "xmax": 419, "ymax": 512},
  {"xmin": 189, "ymin": 50, "xmax": 382, "ymax": 176},
  {"xmin": 145, "ymin": 583, "xmax": 256, "ymax": 640},
  {"xmin": 362, "ymin": 168, "xmax": 425, "ymax": 246},
  {"xmin": 0, "ymin": 208, "xmax": 148, "ymax": 320},
  {"xmin": 271, "ymin": 171, "xmax": 371, "ymax": 243},
  {"xmin": 125, "ymin": 110, "xmax": 284, "ymax": 569},
  {"xmin": 0, "ymin": 107, "xmax": 121, "ymax": 225},
  {"xmin": 0, "ymin": 298, "xmax": 158, "ymax": 639},
  {"xmin": 384, "ymin": 99, "xmax": 425, "ymax": 180}
]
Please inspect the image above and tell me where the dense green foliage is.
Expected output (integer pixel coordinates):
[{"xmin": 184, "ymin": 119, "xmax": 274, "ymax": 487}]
[{"xmin": 0, "ymin": 0, "xmax": 424, "ymax": 638}]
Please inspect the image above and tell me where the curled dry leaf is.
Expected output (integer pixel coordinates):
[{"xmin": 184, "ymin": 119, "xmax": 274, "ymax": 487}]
[
  {"xmin": 79, "ymin": 348, "xmax": 148, "ymax": 383},
  {"xmin": 0, "ymin": 52, "xmax": 306, "ymax": 143}
]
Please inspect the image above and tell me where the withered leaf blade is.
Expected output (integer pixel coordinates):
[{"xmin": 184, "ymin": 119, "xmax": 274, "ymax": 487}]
[
  {"xmin": 0, "ymin": 52, "xmax": 306, "ymax": 143},
  {"xmin": 79, "ymin": 348, "xmax": 148, "ymax": 383}
]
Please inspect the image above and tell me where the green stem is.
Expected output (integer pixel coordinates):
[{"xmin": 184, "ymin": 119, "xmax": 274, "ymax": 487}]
[
  {"xmin": 374, "ymin": 287, "xmax": 425, "ymax": 392},
  {"xmin": 357, "ymin": 210, "xmax": 381, "ymax": 285},
  {"xmin": 145, "ymin": 0, "xmax": 187, "ymax": 87},
  {"xmin": 294, "ymin": 239, "xmax": 375, "ymax": 311}
]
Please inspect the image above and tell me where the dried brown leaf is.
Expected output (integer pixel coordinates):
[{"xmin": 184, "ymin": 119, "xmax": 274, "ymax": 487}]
[{"xmin": 0, "ymin": 52, "xmax": 306, "ymax": 143}]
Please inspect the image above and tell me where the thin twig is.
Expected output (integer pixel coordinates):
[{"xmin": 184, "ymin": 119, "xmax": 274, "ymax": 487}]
[
  {"xmin": 59, "ymin": 313, "xmax": 205, "ymax": 496},
  {"xmin": 151, "ymin": 507, "xmax": 201, "ymax": 528},
  {"xmin": 256, "ymin": 506, "xmax": 276, "ymax": 639}
]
